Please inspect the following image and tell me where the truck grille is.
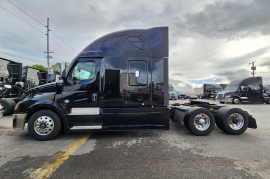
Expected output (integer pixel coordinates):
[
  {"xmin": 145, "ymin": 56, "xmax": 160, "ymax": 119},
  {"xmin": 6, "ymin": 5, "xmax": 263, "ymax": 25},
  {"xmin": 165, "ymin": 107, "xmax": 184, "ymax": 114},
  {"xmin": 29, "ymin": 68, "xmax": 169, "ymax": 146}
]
[{"xmin": 217, "ymin": 94, "xmax": 224, "ymax": 100}]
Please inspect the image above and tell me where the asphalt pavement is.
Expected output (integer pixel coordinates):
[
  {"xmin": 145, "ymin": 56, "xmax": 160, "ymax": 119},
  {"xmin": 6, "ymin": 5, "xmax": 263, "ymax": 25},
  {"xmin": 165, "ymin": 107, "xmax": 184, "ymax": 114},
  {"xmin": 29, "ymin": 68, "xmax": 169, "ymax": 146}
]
[{"xmin": 0, "ymin": 99, "xmax": 269, "ymax": 179}]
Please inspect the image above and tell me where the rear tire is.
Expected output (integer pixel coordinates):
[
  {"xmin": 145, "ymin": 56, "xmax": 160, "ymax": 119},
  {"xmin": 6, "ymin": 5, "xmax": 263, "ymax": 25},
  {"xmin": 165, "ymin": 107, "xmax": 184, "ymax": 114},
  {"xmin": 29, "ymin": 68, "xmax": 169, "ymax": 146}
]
[
  {"xmin": 215, "ymin": 107, "xmax": 248, "ymax": 135},
  {"xmin": 28, "ymin": 110, "xmax": 62, "ymax": 141},
  {"xmin": 184, "ymin": 107, "xmax": 215, "ymax": 136},
  {"xmin": 0, "ymin": 99, "xmax": 16, "ymax": 116},
  {"xmin": 184, "ymin": 119, "xmax": 191, "ymax": 131}
]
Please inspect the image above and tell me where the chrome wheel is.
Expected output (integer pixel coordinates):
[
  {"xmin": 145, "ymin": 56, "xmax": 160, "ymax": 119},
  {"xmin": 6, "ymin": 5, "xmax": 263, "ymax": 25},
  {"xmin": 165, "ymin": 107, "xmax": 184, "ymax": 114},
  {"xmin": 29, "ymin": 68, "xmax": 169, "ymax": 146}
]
[
  {"xmin": 228, "ymin": 113, "xmax": 244, "ymax": 130},
  {"xmin": 194, "ymin": 113, "xmax": 210, "ymax": 131},
  {"xmin": 34, "ymin": 116, "xmax": 54, "ymax": 135},
  {"xmin": 0, "ymin": 102, "xmax": 6, "ymax": 113},
  {"xmin": 233, "ymin": 98, "xmax": 239, "ymax": 104}
]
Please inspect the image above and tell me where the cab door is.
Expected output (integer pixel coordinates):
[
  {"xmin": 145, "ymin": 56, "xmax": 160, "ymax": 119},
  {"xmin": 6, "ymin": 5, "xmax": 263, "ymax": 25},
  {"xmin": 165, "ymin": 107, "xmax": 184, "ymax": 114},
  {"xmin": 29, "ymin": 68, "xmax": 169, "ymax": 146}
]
[
  {"xmin": 247, "ymin": 84, "xmax": 261, "ymax": 103},
  {"xmin": 238, "ymin": 85, "xmax": 248, "ymax": 102},
  {"xmin": 62, "ymin": 58, "xmax": 106, "ymax": 128}
]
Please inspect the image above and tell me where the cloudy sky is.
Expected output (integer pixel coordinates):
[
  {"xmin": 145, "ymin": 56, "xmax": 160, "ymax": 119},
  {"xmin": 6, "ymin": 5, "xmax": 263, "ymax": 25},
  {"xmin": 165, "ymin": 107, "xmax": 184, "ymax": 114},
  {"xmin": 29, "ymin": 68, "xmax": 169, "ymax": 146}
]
[{"xmin": 1, "ymin": 0, "xmax": 270, "ymax": 92}]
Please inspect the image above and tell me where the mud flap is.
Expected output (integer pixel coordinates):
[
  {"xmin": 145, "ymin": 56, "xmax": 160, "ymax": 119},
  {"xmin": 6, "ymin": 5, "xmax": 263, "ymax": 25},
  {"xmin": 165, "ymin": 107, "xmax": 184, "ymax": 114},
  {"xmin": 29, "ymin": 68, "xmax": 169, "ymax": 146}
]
[
  {"xmin": 173, "ymin": 106, "xmax": 190, "ymax": 124},
  {"xmin": 247, "ymin": 114, "xmax": 257, "ymax": 129}
]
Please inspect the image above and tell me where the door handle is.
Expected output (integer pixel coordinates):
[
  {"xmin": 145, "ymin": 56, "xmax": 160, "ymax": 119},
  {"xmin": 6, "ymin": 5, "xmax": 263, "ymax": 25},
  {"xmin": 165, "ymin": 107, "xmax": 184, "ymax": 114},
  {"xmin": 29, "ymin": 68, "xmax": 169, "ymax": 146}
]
[{"xmin": 92, "ymin": 93, "xmax": 97, "ymax": 102}]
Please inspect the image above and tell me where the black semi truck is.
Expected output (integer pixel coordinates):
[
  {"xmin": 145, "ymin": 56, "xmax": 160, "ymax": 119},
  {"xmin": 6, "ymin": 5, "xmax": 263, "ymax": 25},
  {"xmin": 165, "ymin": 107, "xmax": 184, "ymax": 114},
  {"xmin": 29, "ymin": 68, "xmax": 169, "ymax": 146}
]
[
  {"xmin": 0, "ymin": 57, "xmax": 48, "ymax": 115},
  {"xmin": 10, "ymin": 27, "xmax": 257, "ymax": 140},
  {"xmin": 217, "ymin": 77, "xmax": 270, "ymax": 104}
]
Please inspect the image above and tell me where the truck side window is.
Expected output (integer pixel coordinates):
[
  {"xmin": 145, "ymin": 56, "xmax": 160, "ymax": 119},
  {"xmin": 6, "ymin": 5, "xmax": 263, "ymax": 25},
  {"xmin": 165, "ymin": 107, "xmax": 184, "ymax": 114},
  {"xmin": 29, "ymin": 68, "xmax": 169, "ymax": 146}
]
[
  {"xmin": 71, "ymin": 62, "xmax": 96, "ymax": 81},
  {"xmin": 240, "ymin": 85, "xmax": 246, "ymax": 92},
  {"xmin": 128, "ymin": 61, "xmax": 147, "ymax": 86}
]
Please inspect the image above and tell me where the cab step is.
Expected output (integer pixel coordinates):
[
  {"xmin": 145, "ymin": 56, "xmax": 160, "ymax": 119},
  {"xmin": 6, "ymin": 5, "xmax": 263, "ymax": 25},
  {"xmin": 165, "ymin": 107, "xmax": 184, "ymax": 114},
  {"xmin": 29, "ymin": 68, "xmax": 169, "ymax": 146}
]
[{"xmin": 70, "ymin": 126, "xmax": 102, "ymax": 130}]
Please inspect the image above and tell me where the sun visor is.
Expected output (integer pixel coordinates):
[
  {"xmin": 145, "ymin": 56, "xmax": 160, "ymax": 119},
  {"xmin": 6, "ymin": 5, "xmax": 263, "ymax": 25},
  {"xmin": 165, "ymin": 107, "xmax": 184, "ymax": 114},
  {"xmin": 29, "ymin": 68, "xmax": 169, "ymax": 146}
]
[{"xmin": 148, "ymin": 27, "xmax": 169, "ymax": 58}]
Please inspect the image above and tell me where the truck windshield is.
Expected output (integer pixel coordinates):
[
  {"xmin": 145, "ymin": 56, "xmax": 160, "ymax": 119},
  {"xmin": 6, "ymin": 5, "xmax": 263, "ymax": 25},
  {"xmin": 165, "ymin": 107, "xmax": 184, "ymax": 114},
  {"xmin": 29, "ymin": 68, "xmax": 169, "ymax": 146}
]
[
  {"xmin": 169, "ymin": 87, "xmax": 175, "ymax": 92},
  {"xmin": 225, "ymin": 85, "xmax": 239, "ymax": 92},
  {"xmin": 214, "ymin": 88, "xmax": 223, "ymax": 93},
  {"xmin": 265, "ymin": 89, "xmax": 270, "ymax": 93}
]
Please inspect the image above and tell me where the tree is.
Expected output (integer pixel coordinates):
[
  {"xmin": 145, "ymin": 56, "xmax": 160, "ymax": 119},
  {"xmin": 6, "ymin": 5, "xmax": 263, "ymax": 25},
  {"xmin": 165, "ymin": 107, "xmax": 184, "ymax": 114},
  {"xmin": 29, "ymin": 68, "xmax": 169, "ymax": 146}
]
[
  {"xmin": 50, "ymin": 62, "xmax": 61, "ymax": 75},
  {"xmin": 30, "ymin": 64, "xmax": 47, "ymax": 71}
]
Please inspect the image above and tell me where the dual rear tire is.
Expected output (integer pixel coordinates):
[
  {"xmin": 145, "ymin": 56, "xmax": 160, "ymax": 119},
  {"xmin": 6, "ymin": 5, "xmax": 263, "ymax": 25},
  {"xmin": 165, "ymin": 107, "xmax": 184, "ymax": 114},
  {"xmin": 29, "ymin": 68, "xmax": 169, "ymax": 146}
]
[
  {"xmin": 184, "ymin": 107, "xmax": 215, "ymax": 136},
  {"xmin": 183, "ymin": 107, "xmax": 249, "ymax": 136},
  {"xmin": 215, "ymin": 107, "xmax": 248, "ymax": 135}
]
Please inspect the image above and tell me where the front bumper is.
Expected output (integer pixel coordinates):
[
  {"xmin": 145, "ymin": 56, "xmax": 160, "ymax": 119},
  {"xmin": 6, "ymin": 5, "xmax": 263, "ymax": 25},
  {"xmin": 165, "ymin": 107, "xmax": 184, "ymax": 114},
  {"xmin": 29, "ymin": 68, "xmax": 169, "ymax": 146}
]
[
  {"xmin": 13, "ymin": 113, "xmax": 27, "ymax": 130},
  {"xmin": 218, "ymin": 97, "xmax": 233, "ymax": 103}
]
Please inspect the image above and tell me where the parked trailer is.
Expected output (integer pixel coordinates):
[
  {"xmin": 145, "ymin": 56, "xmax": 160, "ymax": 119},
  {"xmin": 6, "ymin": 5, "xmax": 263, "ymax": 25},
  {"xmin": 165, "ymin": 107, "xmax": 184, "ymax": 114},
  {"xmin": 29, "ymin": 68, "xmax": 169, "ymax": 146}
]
[
  {"xmin": 0, "ymin": 57, "xmax": 48, "ymax": 116},
  {"xmin": 48, "ymin": 74, "xmax": 60, "ymax": 83},
  {"xmin": 9, "ymin": 27, "xmax": 257, "ymax": 141},
  {"xmin": 169, "ymin": 83, "xmax": 177, "ymax": 100},
  {"xmin": 194, "ymin": 88, "xmax": 203, "ymax": 96}
]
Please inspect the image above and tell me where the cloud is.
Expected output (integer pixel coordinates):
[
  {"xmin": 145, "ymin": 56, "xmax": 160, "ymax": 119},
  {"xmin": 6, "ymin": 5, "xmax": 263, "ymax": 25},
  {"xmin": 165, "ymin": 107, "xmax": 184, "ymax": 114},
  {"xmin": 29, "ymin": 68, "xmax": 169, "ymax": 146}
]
[
  {"xmin": 214, "ymin": 68, "xmax": 251, "ymax": 81},
  {"xmin": 260, "ymin": 60, "xmax": 270, "ymax": 68},
  {"xmin": 171, "ymin": 72, "xmax": 184, "ymax": 76},
  {"xmin": 214, "ymin": 78, "xmax": 226, "ymax": 83},
  {"xmin": 189, "ymin": 77, "xmax": 216, "ymax": 84},
  {"xmin": 179, "ymin": 0, "xmax": 270, "ymax": 39},
  {"xmin": 169, "ymin": 78, "xmax": 194, "ymax": 93}
]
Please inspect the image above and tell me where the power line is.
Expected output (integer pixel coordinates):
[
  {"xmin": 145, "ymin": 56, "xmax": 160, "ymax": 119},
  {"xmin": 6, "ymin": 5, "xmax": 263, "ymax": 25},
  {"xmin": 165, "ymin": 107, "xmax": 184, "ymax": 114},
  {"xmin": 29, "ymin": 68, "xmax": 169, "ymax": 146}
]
[
  {"xmin": 0, "ymin": 5, "xmax": 44, "ymax": 34},
  {"xmin": 0, "ymin": 30, "xmax": 46, "ymax": 50},
  {"xmin": 27, "ymin": 0, "xmax": 48, "ymax": 18},
  {"xmin": 51, "ymin": 30, "xmax": 78, "ymax": 53},
  {"xmin": 26, "ymin": 0, "xmax": 80, "ymax": 51},
  {"xmin": 0, "ymin": 5, "xmax": 75, "ymax": 60},
  {"xmin": 7, "ymin": 0, "xmax": 45, "ymax": 26},
  {"xmin": 49, "ymin": 37, "xmax": 77, "ymax": 56},
  {"xmin": 0, "ymin": 34, "xmax": 44, "ymax": 51},
  {"xmin": 0, "ymin": 51, "xmax": 45, "ymax": 64},
  {"xmin": 0, "ymin": 28, "xmax": 46, "ymax": 49},
  {"xmin": 25, "ymin": 0, "xmax": 78, "ymax": 53},
  {"xmin": 0, "ymin": 33, "xmax": 66, "ymax": 63},
  {"xmin": 50, "ymin": 20, "xmax": 81, "ymax": 47}
]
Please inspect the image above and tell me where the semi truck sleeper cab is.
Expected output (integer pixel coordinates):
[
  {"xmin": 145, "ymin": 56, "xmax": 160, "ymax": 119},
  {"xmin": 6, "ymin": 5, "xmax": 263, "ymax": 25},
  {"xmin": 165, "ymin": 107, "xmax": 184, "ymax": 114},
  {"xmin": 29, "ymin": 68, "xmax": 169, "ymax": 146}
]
[{"xmin": 11, "ymin": 27, "xmax": 257, "ymax": 140}]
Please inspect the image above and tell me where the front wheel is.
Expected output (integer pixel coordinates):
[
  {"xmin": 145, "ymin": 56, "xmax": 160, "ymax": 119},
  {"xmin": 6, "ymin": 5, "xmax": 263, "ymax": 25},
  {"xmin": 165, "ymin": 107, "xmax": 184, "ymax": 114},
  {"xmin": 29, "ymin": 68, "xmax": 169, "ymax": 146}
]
[
  {"xmin": 28, "ymin": 110, "xmax": 62, "ymax": 141},
  {"xmin": 232, "ymin": 97, "xmax": 240, "ymax": 104},
  {"xmin": 184, "ymin": 107, "xmax": 215, "ymax": 136}
]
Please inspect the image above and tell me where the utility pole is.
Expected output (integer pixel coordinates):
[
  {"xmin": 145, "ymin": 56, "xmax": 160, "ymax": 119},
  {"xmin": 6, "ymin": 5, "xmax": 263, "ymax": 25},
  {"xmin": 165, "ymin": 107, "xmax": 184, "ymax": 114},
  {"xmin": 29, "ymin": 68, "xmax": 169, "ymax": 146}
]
[
  {"xmin": 249, "ymin": 61, "xmax": 256, "ymax": 77},
  {"xmin": 44, "ymin": 18, "xmax": 53, "ymax": 73}
]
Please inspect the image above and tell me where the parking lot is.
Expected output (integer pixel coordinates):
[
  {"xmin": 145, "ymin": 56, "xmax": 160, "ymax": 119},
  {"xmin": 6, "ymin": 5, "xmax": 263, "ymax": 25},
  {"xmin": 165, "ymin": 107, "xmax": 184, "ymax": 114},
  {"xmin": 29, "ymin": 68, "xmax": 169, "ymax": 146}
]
[{"xmin": 0, "ymin": 99, "xmax": 269, "ymax": 179}]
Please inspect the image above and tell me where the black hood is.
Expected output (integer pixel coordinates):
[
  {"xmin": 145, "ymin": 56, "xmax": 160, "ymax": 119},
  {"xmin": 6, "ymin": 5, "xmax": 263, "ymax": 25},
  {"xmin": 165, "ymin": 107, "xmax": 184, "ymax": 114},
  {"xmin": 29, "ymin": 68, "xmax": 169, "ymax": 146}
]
[{"xmin": 27, "ymin": 82, "xmax": 57, "ymax": 94}]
